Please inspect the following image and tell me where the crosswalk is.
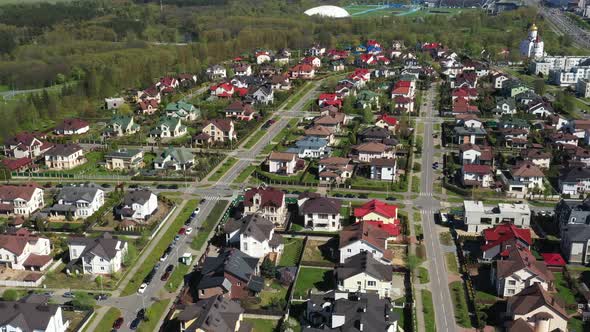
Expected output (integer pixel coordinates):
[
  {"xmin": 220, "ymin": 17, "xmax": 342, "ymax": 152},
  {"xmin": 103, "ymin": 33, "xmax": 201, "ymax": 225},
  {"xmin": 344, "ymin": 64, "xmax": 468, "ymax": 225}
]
[
  {"xmin": 419, "ymin": 192, "xmax": 434, "ymax": 197},
  {"xmin": 200, "ymin": 194, "xmax": 221, "ymax": 201}
]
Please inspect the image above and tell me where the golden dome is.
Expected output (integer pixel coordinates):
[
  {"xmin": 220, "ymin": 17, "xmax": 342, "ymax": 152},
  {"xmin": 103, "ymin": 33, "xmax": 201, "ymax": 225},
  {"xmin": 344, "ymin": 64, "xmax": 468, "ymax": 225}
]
[{"xmin": 531, "ymin": 23, "xmax": 538, "ymax": 31}]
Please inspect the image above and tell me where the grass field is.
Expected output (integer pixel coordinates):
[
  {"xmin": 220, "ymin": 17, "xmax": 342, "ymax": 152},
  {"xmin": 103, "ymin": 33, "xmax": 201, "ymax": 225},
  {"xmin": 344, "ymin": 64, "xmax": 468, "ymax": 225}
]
[
  {"xmin": 417, "ymin": 267, "xmax": 429, "ymax": 284},
  {"xmin": 445, "ymin": 252, "xmax": 459, "ymax": 274},
  {"xmin": 233, "ymin": 165, "xmax": 256, "ymax": 183},
  {"xmin": 137, "ymin": 299, "xmax": 172, "ymax": 332},
  {"xmin": 422, "ymin": 290, "xmax": 436, "ymax": 332},
  {"xmin": 278, "ymin": 237, "xmax": 304, "ymax": 267},
  {"xmin": 164, "ymin": 263, "xmax": 189, "ymax": 292},
  {"xmin": 120, "ymin": 200, "xmax": 199, "ymax": 296},
  {"xmin": 190, "ymin": 200, "xmax": 229, "ymax": 251},
  {"xmin": 243, "ymin": 318, "xmax": 279, "ymax": 332},
  {"xmin": 293, "ymin": 267, "xmax": 334, "ymax": 298},
  {"xmin": 94, "ymin": 307, "xmax": 121, "ymax": 332}
]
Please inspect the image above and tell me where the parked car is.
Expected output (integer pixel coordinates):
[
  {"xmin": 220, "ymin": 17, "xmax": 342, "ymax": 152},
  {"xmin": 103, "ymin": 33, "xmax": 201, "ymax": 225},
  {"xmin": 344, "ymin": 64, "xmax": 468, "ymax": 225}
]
[
  {"xmin": 184, "ymin": 219, "xmax": 192, "ymax": 226},
  {"xmin": 200, "ymin": 198, "xmax": 206, "ymax": 203},
  {"xmin": 185, "ymin": 227, "xmax": 193, "ymax": 235},
  {"xmin": 137, "ymin": 308, "xmax": 146, "ymax": 320},
  {"xmin": 358, "ymin": 194, "xmax": 368, "ymax": 199},
  {"xmin": 386, "ymin": 196, "xmax": 397, "ymax": 201},
  {"xmin": 113, "ymin": 317, "xmax": 124, "ymax": 329},
  {"xmin": 178, "ymin": 228, "xmax": 186, "ymax": 235},
  {"xmin": 160, "ymin": 252, "xmax": 169, "ymax": 262},
  {"xmin": 194, "ymin": 207, "xmax": 200, "ymax": 215},
  {"xmin": 130, "ymin": 318, "xmax": 141, "ymax": 330},
  {"xmin": 63, "ymin": 292, "xmax": 75, "ymax": 298},
  {"xmin": 165, "ymin": 264, "xmax": 174, "ymax": 273},
  {"xmin": 137, "ymin": 283, "xmax": 148, "ymax": 294},
  {"xmin": 95, "ymin": 293, "xmax": 109, "ymax": 301},
  {"xmin": 161, "ymin": 271, "xmax": 171, "ymax": 281}
]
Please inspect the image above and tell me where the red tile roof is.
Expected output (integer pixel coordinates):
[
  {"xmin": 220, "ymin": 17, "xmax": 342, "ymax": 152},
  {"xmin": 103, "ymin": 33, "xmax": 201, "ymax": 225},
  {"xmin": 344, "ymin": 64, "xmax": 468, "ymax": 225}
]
[
  {"xmin": 354, "ymin": 199, "xmax": 398, "ymax": 219},
  {"xmin": 376, "ymin": 114, "xmax": 398, "ymax": 126},
  {"xmin": 1, "ymin": 158, "xmax": 34, "ymax": 171},
  {"xmin": 243, "ymin": 187, "xmax": 284, "ymax": 208},
  {"xmin": 463, "ymin": 164, "xmax": 492, "ymax": 174},
  {"xmin": 541, "ymin": 253, "xmax": 566, "ymax": 267},
  {"xmin": 481, "ymin": 224, "xmax": 531, "ymax": 252}
]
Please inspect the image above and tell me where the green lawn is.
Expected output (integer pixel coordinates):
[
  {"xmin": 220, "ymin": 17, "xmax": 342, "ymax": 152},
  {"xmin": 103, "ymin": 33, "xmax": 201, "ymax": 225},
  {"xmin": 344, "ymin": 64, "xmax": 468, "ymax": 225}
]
[
  {"xmin": 278, "ymin": 237, "xmax": 304, "ymax": 267},
  {"xmin": 164, "ymin": 263, "xmax": 189, "ymax": 292},
  {"xmin": 445, "ymin": 253, "xmax": 459, "ymax": 274},
  {"xmin": 94, "ymin": 307, "xmax": 121, "ymax": 332},
  {"xmin": 411, "ymin": 176, "xmax": 421, "ymax": 193},
  {"xmin": 258, "ymin": 279, "xmax": 288, "ymax": 309},
  {"xmin": 243, "ymin": 129, "xmax": 267, "ymax": 149},
  {"xmin": 293, "ymin": 267, "xmax": 334, "ymax": 298},
  {"xmin": 439, "ymin": 232, "xmax": 453, "ymax": 246},
  {"xmin": 553, "ymin": 272, "xmax": 577, "ymax": 311},
  {"xmin": 190, "ymin": 200, "xmax": 229, "ymax": 251},
  {"xmin": 120, "ymin": 199, "xmax": 199, "ymax": 296},
  {"xmin": 422, "ymin": 290, "xmax": 436, "ymax": 332},
  {"xmin": 243, "ymin": 318, "xmax": 279, "ymax": 332},
  {"xmin": 137, "ymin": 299, "xmax": 172, "ymax": 332},
  {"xmin": 417, "ymin": 267, "xmax": 429, "ymax": 284},
  {"xmin": 207, "ymin": 157, "xmax": 237, "ymax": 182},
  {"xmin": 449, "ymin": 281, "xmax": 472, "ymax": 328},
  {"xmin": 233, "ymin": 165, "xmax": 256, "ymax": 183},
  {"xmin": 284, "ymin": 82, "xmax": 314, "ymax": 109}
]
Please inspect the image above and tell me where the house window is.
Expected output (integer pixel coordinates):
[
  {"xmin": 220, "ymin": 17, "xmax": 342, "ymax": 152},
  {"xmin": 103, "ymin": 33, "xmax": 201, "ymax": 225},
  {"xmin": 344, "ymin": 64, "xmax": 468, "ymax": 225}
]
[
  {"xmin": 347, "ymin": 249, "xmax": 352, "ymax": 253},
  {"xmin": 507, "ymin": 289, "xmax": 515, "ymax": 295},
  {"xmin": 200, "ymin": 290, "xmax": 205, "ymax": 295},
  {"xmin": 357, "ymin": 281, "xmax": 362, "ymax": 285},
  {"xmin": 237, "ymin": 282, "xmax": 241, "ymax": 286},
  {"xmin": 101, "ymin": 267, "xmax": 105, "ymax": 271},
  {"xmin": 508, "ymin": 280, "xmax": 516, "ymax": 285},
  {"xmin": 367, "ymin": 281, "xmax": 376, "ymax": 287}
]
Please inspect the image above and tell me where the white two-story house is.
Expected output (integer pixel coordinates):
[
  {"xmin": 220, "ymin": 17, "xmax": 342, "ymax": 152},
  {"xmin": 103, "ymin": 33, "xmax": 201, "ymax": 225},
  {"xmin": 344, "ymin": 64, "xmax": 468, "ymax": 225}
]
[
  {"xmin": 44, "ymin": 144, "xmax": 86, "ymax": 170},
  {"xmin": 243, "ymin": 187, "xmax": 288, "ymax": 227},
  {"xmin": 492, "ymin": 246, "xmax": 554, "ymax": 297},
  {"xmin": 223, "ymin": 213, "xmax": 283, "ymax": 259},
  {"xmin": 336, "ymin": 252, "xmax": 399, "ymax": 299},
  {"xmin": 116, "ymin": 190, "xmax": 158, "ymax": 221},
  {"xmin": 0, "ymin": 184, "xmax": 45, "ymax": 217},
  {"xmin": 46, "ymin": 185, "xmax": 104, "ymax": 220},
  {"xmin": 299, "ymin": 195, "xmax": 342, "ymax": 231},
  {"xmin": 0, "ymin": 229, "xmax": 52, "ymax": 271},
  {"xmin": 67, "ymin": 233, "xmax": 128, "ymax": 275}
]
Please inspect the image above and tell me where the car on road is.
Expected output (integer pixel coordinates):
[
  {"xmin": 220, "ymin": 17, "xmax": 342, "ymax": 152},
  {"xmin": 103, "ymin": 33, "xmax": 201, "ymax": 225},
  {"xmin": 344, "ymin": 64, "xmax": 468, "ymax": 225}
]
[
  {"xmin": 161, "ymin": 271, "xmax": 171, "ymax": 281},
  {"xmin": 345, "ymin": 194, "xmax": 355, "ymax": 198},
  {"xmin": 130, "ymin": 318, "xmax": 141, "ymax": 330},
  {"xmin": 63, "ymin": 292, "xmax": 75, "ymax": 298},
  {"xmin": 160, "ymin": 252, "xmax": 169, "ymax": 261},
  {"xmin": 184, "ymin": 219, "xmax": 192, "ymax": 226},
  {"xmin": 113, "ymin": 317, "xmax": 124, "ymax": 329},
  {"xmin": 137, "ymin": 283, "xmax": 148, "ymax": 294},
  {"xmin": 200, "ymin": 198, "xmax": 206, "ymax": 203},
  {"xmin": 178, "ymin": 228, "xmax": 186, "ymax": 235},
  {"xmin": 95, "ymin": 293, "xmax": 109, "ymax": 300},
  {"xmin": 386, "ymin": 196, "xmax": 397, "ymax": 201},
  {"xmin": 185, "ymin": 227, "xmax": 193, "ymax": 235},
  {"xmin": 42, "ymin": 291, "xmax": 54, "ymax": 296},
  {"xmin": 137, "ymin": 308, "xmax": 146, "ymax": 320},
  {"xmin": 165, "ymin": 264, "xmax": 174, "ymax": 273}
]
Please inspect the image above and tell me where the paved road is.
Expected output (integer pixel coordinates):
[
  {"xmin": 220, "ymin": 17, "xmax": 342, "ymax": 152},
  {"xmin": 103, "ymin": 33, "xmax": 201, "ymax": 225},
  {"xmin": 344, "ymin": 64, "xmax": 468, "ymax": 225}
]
[{"xmin": 417, "ymin": 83, "xmax": 457, "ymax": 332}]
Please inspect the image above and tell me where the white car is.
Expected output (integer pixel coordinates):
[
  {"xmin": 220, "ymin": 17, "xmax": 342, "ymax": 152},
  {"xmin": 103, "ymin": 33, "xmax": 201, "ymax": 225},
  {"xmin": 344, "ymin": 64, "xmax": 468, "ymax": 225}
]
[
  {"xmin": 138, "ymin": 283, "xmax": 148, "ymax": 294},
  {"xmin": 185, "ymin": 227, "xmax": 193, "ymax": 235},
  {"xmin": 194, "ymin": 208, "xmax": 200, "ymax": 215}
]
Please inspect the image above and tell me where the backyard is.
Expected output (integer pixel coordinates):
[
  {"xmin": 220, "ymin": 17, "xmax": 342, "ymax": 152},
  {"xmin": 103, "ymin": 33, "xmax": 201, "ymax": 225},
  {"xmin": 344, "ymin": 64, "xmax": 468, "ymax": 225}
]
[
  {"xmin": 293, "ymin": 267, "xmax": 334, "ymax": 298},
  {"xmin": 278, "ymin": 237, "xmax": 304, "ymax": 267},
  {"xmin": 301, "ymin": 239, "xmax": 338, "ymax": 266}
]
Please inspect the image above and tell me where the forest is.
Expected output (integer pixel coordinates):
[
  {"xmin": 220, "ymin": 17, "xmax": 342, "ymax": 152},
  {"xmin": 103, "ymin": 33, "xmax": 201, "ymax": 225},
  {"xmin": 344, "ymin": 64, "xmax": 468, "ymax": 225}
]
[{"xmin": 0, "ymin": 0, "xmax": 585, "ymax": 141}]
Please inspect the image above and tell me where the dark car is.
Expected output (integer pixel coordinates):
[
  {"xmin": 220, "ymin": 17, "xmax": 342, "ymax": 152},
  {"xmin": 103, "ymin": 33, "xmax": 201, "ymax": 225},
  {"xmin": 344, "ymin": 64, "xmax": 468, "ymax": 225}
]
[
  {"xmin": 165, "ymin": 264, "xmax": 174, "ymax": 273},
  {"xmin": 200, "ymin": 198, "xmax": 206, "ymax": 204},
  {"xmin": 358, "ymin": 194, "xmax": 368, "ymax": 199},
  {"xmin": 95, "ymin": 293, "xmax": 109, "ymax": 301},
  {"xmin": 161, "ymin": 271, "xmax": 171, "ymax": 281},
  {"xmin": 386, "ymin": 196, "xmax": 397, "ymax": 201},
  {"xmin": 137, "ymin": 308, "xmax": 146, "ymax": 320},
  {"xmin": 130, "ymin": 318, "xmax": 141, "ymax": 330},
  {"xmin": 184, "ymin": 219, "xmax": 192, "ymax": 226},
  {"xmin": 345, "ymin": 194, "xmax": 355, "ymax": 198},
  {"xmin": 113, "ymin": 317, "xmax": 124, "ymax": 329},
  {"xmin": 63, "ymin": 292, "xmax": 75, "ymax": 298}
]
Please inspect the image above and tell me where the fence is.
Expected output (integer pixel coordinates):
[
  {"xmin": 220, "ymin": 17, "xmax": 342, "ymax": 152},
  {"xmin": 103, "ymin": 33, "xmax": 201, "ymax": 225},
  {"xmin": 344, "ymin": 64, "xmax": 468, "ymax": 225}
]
[
  {"xmin": 0, "ymin": 276, "xmax": 45, "ymax": 287},
  {"xmin": 70, "ymin": 308, "xmax": 95, "ymax": 332}
]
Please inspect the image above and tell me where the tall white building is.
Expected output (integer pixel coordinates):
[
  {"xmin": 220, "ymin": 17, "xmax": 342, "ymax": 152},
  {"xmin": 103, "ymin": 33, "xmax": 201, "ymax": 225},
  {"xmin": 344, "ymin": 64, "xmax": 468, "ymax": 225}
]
[{"xmin": 520, "ymin": 24, "xmax": 544, "ymax": 60}]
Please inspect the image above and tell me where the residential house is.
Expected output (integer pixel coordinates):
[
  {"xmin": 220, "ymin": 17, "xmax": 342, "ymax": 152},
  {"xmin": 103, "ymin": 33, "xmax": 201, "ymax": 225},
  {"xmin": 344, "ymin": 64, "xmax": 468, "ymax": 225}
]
[
  {"xmin": 358, "ymin": 126, "xmax": 393, "ymax": 144},
  {"xmin": 1, "ymin": 157, "xmax": 36, "ymax": 173},
  {"xmin": 255, "ymin": 51, "xmax": 272, "ymax": 64},
  {"xmin": 267, "ymin": 152, "xmax": 299, "ymax": 175},
  {"xmin": 138, "ymin": 99, "xmax": 159, "ymax": 115},
  {"xmin": 461, "ymin": 164, "xmax": 494, "ymax": 188},
  {"xmin": 481, "ymin": 223, "xmax": 532, "ymax": 262},
  {"xmin": 233, "ymin": 63, "xmax": 252, "ymax": 76},
  {"xmin": 243, "ymin": 187, "xmax": 287, "ymax": 227},
  {"xmin": 54, "ymin": 119, "xmax": 90, "ymax": 136},
  {"xmin": 165, "ymin": 101, "xmax": 199, "ymax": 121},
  {"xmin": 453, "ymin": 126, "xmax": 487, "ymax": 145},
  {"xmin": 286, "ymin": 136, "xmax": 330, "ymax": 159},
  {"xmin": 313, "ymin": 112, "xmax": 346, "ymax": 133},
  {"xmin": 354, "ymin": 199, "xmax": 399, "ymax": 224},
  {"xmin": 318, "ymin": 157, "xmax": 354, "ymax": 183},
  {"xmin": 459, "ymin": 144, "xmax": 493, "ymax": 165},
  {"xmin": 559, "ymin": 167, "xmax": 590, "ymax": 196},
  {"xmin": 510, "ymin": 161, "xmax": 545, "ymax": 191},
  {"xmin": 463, "ymin": 200, "xmax": 531, "ymax": 233},
  {"xmin": 527, "ymin": 101, "xmax": 554, "ymax": 118},
  {"xmin": 336, "ymin": 252, "xmax": 396, "ymax": 298},
  {"xmin": 224, "ymin": 101, "xmax": 257, "ymax": 121},
  {"xmin": 521, "ymin": 150, "xmax": 551, "ymax": 169},
  {"xmin": 104, "ymin": 148, "xmax": 144, "ymax": 170},
  {"xmin": 352, "ymin": 142, "xmax": 394, "ymax": 162},
  {"xmin": 298, "ymin": 195, "xmax": 342, "ymax": 231},
  {"xmin": 270, "ymin": 74, "xmax": 291, "ymax": 91},
  {"xmin": 0, "ymin": 300, "xmax": 68, "ymax": 332},
  {"xmin": 304, "ymin": 126, "xmax": 334, "ymax": 145},
  {"xmin": 505, "ymin": 284, "xmax": 568, "ymax": 332},
  {"xmin": 176, "ymin": 295, "xmax": 244, "ymax": 332},
  {"xmin": 0, "ymin": 229, "xmax": 51, "ymax": 271},
  {"xmin": 209, "ymin": 82, "xmax": 235, "ymax": 98},
  {"xmin": 375, "ymin": 114, "xmax": 398, "ymax": 133},
  {"xmin": 370, "ymin": 158, "xmax": 397, "ymax": 181},
  {"xmin": 560, "ymin": 223, "xmax": 590, "ymax": 264},
  {"xmin": 45, "ymin": 184, "xmax": 104, "ymax": 220},
  {"xmin": 555, "ymin": 198, "xmax": 590, "ymax": 228},
  {"xmin": 149, "ymin": 116, "xmax": 187, "ymax": 138},
  {"xmin": 154, "ymin": 147, "xmax": 194, "ymax": 171},
  {"xmin": 105, "ymin": 97, "xmax": 125, "ymax": 110},
  {"xmin": 103, "ymin": 116, "xmax": 140, "ymax": 137},
  {"xmin": 494, "ymin": 97, "xmax": 517, "ymax": 115},
  {"xmin": 303, "ymin": 56, "xmax": 321, "ymax": 68},
  {"xmin": 305, "ymin": 291, "xmax": 399, "ymax": 332},
  {"xmin": 195, "ymin": 248, "xmax": 261, "ymax": 300},
  {"xmin": 224, "ymin": 214, "xmax": 283, "ymax": 259},
  {"xmin": 355, "ymin": 90, "xmax": 380, "ymax": 109},
  {"xmin": 289, "ymin": 64, "xmax": 315, "ymax": 79},
  {"xmin": 252, "ymin": 86, "xmax": 274, "ymax": 105},
  {"xmin": 492, "ymin": 246, "xmax": 554, "ymax": 297},
  {"xmin": 67, "ymin": 233, "xmax": 128, "ymax": 275},
  {"xmin": 318, "ymin": 94, "xmax": 342, "ymax": 108},
  {"xmin": 493, "ymin": 73, "xmax": 510, "ymax": 89},
  {"xmin": 116, "ymin": 190, "xmax": 158, "ymax": 221},
  {"xmin": 577, "ymin": 78, "xmax": 590, "ymax": 98},
  {"xmin": 0, "ymin": 184, "xmax": 44, "ymax": 217},
  {"xmin": 198, "ymin": 119, "xmax": 237, "ymax": 144},
  {"xmin": 4, "ymin": 132, "xmax": 52, "ymax": 159},
  {"xmin": 206, "ymin": 65, "xmax": 227, "ymax": 80},
  {"xmin": 339, "ymin": 220, "xmax": 400, "ymax": 264},
  {"xmin": 44, "ymin": 144, "xmax": 85, "ymax": 170},
  {"xmin": 502, "ymin": 80, "xmax": 531, "ymax": 97}
]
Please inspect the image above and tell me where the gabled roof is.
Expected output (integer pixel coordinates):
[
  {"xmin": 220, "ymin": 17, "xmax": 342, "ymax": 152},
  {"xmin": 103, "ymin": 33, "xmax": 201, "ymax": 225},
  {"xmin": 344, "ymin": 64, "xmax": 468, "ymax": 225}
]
[
  {"xmin": 337, "ymin": 251, "xmax": 393, "ymax": 281},
  {"xmin": 319, "ymin": 157, "xmax": 351, "ymax": 166},
  {"xmin": 68, "ymin": 233, "xmax": 125, "ymax": 260},
  {"xmin": 300, "ymin": 196, "xmax": 341, "ymax": 215},
  {"xmin": 354, "ymin": 142, "xmax": 388, "ymax": 153},
  {"xmin": 339, "ymin": 221, "xmax": 396, "ymax": 259},
  {"xmin": 55, "ymin": 118, "xmax": 89, "ymax": 132},
  {"xmin": 511, "ymin": 161, "xmax": 544, "ymax": 177},
  {"xmin": 463, "ymin": 164, "xmax": 492, "ymax": 174},
  {"xmin": 268, "ymin": 151, "xmax": 297, "ymax": 162},
  {"xmin": 243, "ymin": 187, "xmax": 284, "ymax": 209},
  {"xmin": 199, "ymin": 248, "xmax": 259, "ymax": 286},
  {"xmin": 496, "ymin": 246, "xmax": 553, "ymax": 282},
  {"xmin": 56, "ymin": 185, "xmax": 102, "ymax": 203},
  {"xmin": 376, "ymin": 114, "xmax": 398, "ymax": 126},
  {"xmin": 559, "ymin": 167, "xmax": 590, "ymax": 183},
  {"xmin": 223, "ymin": 213, "xmax": 275, "ymax": 243},
  {"xmin": 0, "ymin": 229, "xmax": 43, "ymax": 256},
  {"xmin": 0, "ymin": 184, "xmax": 40, "ymax": 201},
  {"xmin": 204, "ymin": 119, "xmax": 233, "ymax": 132},
  {"xmin": 507, "ymin": 283, "xmax": 567, "ymax": 319},
  {"xmin": 122, "ymin": 190, "xmax": 154, "ymax": 206},
  {"xmin": 354, "ymin": 199, "xmax": 398, "ymax": 219},
  {"xmin": 176, "ymin": 295, "xmax": 243, "ymax": 332},
  {"xmin": 45, "ymin": 144, "xmax": 83, "ymax": 157},
  {"xmin": 0, "ymin": 301, "xmax": 60, "ymax": 331},
  {"xmin": 481, "ymin": 224, "xmax": 532, "ymax": 252}
]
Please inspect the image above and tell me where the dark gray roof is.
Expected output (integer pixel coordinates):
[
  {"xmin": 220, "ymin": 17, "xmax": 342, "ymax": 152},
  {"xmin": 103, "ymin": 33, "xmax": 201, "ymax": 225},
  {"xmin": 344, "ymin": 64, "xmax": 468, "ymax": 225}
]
[
  {"xmin": 68, "ymin": 233, "xmax": 125, "ymax": 260},
  {"xmin": 562, "ymin": 223, "xmax": 590, "ymax": 242},
  {"xmin": 45, "ymin": 143, "xmax": 82, "ymax": 157},
  {"xmin": 336, "ymin": 252, "xmax": 393, "ymax": 281},
  {"xmin": 223, "ymin": 214, "xmax": 274, "ymax": 243},
  {"xmin": 177, "ymin": 295, "xmax": 243, "ymax": 332},
  {"xmin": 198, "ymin": 249, "xmax": 259, "ymax": 289},
  {"xmin": 300, "ymin": 197, "xmax": 341, "ymax": 215},
  {"xmin": 359, "ymin": 126, "xmax": 390, "ymax": 139},
  {"xmin": 0, "ymin": 301, "xmax": 60, "ymax": 331},
  {"xmin": 123, "ymin": 190, "xmax": 153, "ymax": 206},
  {"xmin": 559, "ymin": 167, "xmax": 590, "ymax": 183},
  {"xmin": 57, "ymin": 184, "xmax": 102, "ymax": 203},
  {"xmin": 105, "ymin": 148, "xmax": 142, "ymax": 159}
]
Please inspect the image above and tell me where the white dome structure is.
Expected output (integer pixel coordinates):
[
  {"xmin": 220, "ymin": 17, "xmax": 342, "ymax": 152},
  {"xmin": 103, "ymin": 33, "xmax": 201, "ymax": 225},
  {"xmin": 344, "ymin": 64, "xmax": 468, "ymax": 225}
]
[{"xmin": 304, "ymin": 5, "xmax": 350, "ymax": 18}]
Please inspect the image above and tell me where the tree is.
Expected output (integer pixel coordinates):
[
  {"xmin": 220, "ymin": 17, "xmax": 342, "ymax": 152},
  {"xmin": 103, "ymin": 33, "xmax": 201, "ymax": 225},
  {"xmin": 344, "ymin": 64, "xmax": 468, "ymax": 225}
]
[
  {"xmin": 72, "ymin": 291, "xmax": 96, "ymax": 310},
  {"xmin": 2, "ymin": 289, "xmax": 19, "ymax": 301},
  {"xmin": 407, "ymin": 254, "xmax": 421, "ymax": 275},
  {"xmin": 533, "ymin": 78, "xmax": 546, "ymax": 96},
  {"xmin": 260, "ymin": 257, "xmax": 276, "ymax": 278}
]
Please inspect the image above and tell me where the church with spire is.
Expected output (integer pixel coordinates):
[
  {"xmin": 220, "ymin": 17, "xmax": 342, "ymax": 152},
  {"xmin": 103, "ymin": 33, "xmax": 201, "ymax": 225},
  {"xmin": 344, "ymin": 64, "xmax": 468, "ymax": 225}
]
[{"xmin": 519, "ymin": 24, "xmax": 545, "ymax": 60}]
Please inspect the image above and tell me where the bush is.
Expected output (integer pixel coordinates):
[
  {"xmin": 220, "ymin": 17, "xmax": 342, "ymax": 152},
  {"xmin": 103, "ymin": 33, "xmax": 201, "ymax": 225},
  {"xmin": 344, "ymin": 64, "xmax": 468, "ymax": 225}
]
[
  {"xmin": 2, "ymin": 289, "xmax": 19, "ymax": 301},
  {"xmin": 72, "ymin": 291, "xmax": 96, "ymax": 310}
]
